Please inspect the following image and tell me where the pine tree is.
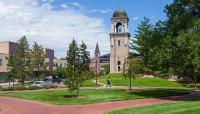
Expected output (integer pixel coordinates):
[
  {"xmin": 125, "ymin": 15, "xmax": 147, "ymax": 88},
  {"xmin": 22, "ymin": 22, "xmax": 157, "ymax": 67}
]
[
  {"xmin": 132, "ymin": 17, "xmax": 153, "ymax": 68},
  {"xmin": 14, "ymin": 36, "xmax": 30, "ymax": 85},
  {"xmin": 7, "ymin": 54, "xmax": 17, "ymax": 87},
  {"xmin": 30, "ymin": 42, "xmax": 45, "ymax": 80},
  {"xmin": 79, "ymin": 41, "xmax": 90, "ymax": 71},
  {"xmin": 65, "ymin": 39, "xmax": 90, "ymax": 97},
  {"xmin": 65, "ymin": 39, "xmax": 80, "ymax": 96}
]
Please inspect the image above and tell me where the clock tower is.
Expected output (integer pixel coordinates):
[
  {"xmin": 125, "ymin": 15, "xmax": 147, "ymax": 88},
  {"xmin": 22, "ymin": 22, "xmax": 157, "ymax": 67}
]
[{"xmin": 110, "ymin": 8, "xmax": 130, "ymax": 73}]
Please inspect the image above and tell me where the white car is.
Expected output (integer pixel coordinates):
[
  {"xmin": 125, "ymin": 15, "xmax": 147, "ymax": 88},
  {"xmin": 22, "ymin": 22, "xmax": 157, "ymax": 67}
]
[{"xmin": 31, "ymin": 81, "xmax": 46, "ymax": 87}]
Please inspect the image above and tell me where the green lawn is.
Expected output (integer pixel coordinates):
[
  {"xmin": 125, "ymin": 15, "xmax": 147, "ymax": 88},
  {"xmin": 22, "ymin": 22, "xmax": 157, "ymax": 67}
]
[
  {"xmin": 106, "ymin": 99, "xmax": 200, "ymax": 114},
  {"xmin": 81, "ymin": 80, "xmax": 96, "ymax": 87},
  {"xmin": 98, "ymin": 73, "xmax": 185, "ymax": 88},
  {"xmin": 0, "ymin": 88, "xmax": 190, "ymax": 105}
]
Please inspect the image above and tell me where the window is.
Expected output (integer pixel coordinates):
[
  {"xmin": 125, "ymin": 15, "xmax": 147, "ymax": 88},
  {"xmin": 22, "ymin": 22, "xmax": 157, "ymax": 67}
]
[
  {"xmin": 117, "ymin": 61, "xmax": 121, "ymax": 72},
  {"xmin": 117, "ymin": 61, "xmax": 121, "ymax": 65},
  {"xmin": 118, "ymin": 66, "xmax": 121, "ymax": 72},
  {"xmin": 118, "ymin": 40, "xmax": 120, "ymax": 46},
  {"xmin": 0, "ymin": 59, "xmax": 2, "ymax": 66}
]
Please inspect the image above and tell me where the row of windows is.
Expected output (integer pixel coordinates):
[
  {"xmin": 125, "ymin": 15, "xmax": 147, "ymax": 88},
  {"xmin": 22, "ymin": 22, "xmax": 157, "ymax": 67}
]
[{"xmin": 53, "ymin": 63, "xmax": 67, "ymax": 67}]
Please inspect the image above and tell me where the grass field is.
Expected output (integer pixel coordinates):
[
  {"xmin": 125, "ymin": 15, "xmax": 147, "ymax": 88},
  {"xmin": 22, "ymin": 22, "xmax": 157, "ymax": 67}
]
[
  {"xmin": 106, "ymin": 99, "xmax": 200, "ymax": 114},
  {"xmin": 98, "ymin": 73, "xmax": 185, "ymax": 88},
  {"xmin": 81, "ymin": 80, "xmax": 96, "ymax": 87},
  {"xmin": 0, "ymin": 88, "xmax": 190, "ymax": 105}
]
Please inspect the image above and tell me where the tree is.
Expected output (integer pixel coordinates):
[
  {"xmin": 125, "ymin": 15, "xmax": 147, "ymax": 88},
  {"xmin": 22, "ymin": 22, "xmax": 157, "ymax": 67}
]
[
  {"xmin": 79, "ymin": 41, "xmax": 90, "ymax": 71},
  {"xmin": 53, "ymin": 66, "xmax": 66, "ymax": 79},
  {"xmin": 171, "ymin": 19, "xmax": 200, "ymax": 87},
  {"xmin": 132, "ymin": 17, "xmax": 153, "ymax": 67},
  {"xmin": 123, "ymin": 58, "xmax": 143, "ymax": 90},
  {"xmin": 6, "ymin": 55, "xmax": 17, "ymax": 87},
  {"xmin": 30, "ymin": 42, "xmax": 46, "ymax": 80},
  {"xmin": 14, "ymin": 36, "xmax": 30, "ymax": 85},
  {"xmin": 165, "ymin": 0, "xmax": 200, "ymax": 36},
  {"xmin": 132, "ymin": 18, "xmax": 165, "ymax": 71},
  {"xmin": 65, "ymin": 39, "xmax": 90, "ymax": 97},
  {"xmin": 131, "ymin": 0, "xmax": 200, "ymax": 86},
  {"xmin": 101, "ymin": 64, "xmax": 110, "ymax": 74}
]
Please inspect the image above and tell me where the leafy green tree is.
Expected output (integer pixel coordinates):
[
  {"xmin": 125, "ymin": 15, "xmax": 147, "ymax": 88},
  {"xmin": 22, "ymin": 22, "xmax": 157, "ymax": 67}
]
[
  {"xmin": 53, "ymin": 66, "xmax": 66, "ymax": 79},
  {"xmin": 165, "ymin": 0, "xmax": 200, "ymax": 36},
  {"xmin": 172, "ymin": 19, "xmax": 200, "ymax": 87},
  {"xmin": 131, "ymin": 0, "xmax": 200, "ymax": 86},
  {"xmin": 30, "ymin": 42, "xmax": 45, "ymax": 80},
  {"xmin": 14, "ymin": 36, "xmax": 30, "ymax": 85},
  {"xmin": 123, "ymin": 58, "xmax": 143, "ymax": 90},
  {"xmin": 101, "ymin": 64, "xmax": 110, "ymax": 74}
]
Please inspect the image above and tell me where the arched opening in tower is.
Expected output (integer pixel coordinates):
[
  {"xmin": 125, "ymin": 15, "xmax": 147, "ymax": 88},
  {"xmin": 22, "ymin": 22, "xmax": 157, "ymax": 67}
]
[{"xmin": 116, "ymin": 22, "xmax": 124, "ymax": 33}]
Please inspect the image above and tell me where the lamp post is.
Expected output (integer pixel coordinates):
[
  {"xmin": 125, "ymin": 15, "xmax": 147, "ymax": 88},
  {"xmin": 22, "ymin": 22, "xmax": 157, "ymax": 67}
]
[{"xmin": 95, "ymin": 57, "xmax": 98, "ymax": 87}]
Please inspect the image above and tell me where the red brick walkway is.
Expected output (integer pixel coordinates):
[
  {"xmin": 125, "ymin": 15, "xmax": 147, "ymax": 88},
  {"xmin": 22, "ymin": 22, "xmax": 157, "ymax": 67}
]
[{"xmin": 0, "ymin": 92, "xmax": 199, "ymax": 114}]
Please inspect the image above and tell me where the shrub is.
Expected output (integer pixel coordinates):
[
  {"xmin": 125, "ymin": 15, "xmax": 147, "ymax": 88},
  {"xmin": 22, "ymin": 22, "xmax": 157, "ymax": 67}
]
[
  {"xmin": 5, "ymin": 86, "xmax": 26, "ymax": 91},
  {"xmin": 28, "ymin": 86, "xmax": 42, "ymax": 90},
  {"xmin": 0, "ymin": 85, "xmax": 2, "ymax": 90},
  {"xmin": 0, "ymin": 84, "xmax": 58, "ymax": 91},
  {"xmin": 43, "ymin": 85, "xmax": 58, "ymax": 89}
]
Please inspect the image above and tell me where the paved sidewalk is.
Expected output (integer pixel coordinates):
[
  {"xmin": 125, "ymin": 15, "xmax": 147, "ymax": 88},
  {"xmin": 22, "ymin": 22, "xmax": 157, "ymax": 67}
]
[{"xmin": 0, "ymin": 92, "xmax": 199, "ymax": 114}]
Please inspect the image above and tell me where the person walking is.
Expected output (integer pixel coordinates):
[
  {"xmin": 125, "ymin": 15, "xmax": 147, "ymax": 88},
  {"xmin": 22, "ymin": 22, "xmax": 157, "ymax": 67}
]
[{"xmin": 106, "ymin": 77, "xmax": 111, "ymax": 87}]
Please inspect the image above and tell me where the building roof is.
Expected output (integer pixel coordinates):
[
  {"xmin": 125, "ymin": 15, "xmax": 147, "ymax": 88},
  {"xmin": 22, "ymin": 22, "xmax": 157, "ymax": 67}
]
[
  {"xmin": 94, "ymin": 43, "xmax": 100, "ymax": 57},
  {"xmin": 113, "ymin": 8, "xmax": 128, "ymax": 18},
  {"xmin": 0, "ymin": 41, "xmax": 16, "ymax": 43}
]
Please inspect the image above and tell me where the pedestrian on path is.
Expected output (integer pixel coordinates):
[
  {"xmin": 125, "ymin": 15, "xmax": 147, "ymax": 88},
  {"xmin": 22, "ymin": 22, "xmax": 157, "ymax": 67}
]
[{"xmin": 106, "ymin": 77, "xmax": 111, "ymax": 87}]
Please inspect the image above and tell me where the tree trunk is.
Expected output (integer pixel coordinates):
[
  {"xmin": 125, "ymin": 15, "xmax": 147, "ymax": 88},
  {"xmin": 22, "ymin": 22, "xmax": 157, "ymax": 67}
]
[
  {"xmin": 12, "ymin": 80, "xmax": 14, "ymax": 87},
  {"xmin": 96, "ymin": 74, "xmax": 98, "ymax": 87},
  {"xmin": 194, "ymin": 76, "xmax": 197, "ymax": 90},
  {"xmin": 76, "ymin": 88, "xmax": 80, "ymax": 97},
  {"xmin": 129, "ymin": 75, "xmax": 132, "ymax": 90}
]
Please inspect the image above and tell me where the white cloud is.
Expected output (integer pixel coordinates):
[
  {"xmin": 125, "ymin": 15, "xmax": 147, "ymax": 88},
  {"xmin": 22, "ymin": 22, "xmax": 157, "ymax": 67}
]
[
  {"xmin": 0, "ymin": 0, "xmax": 110, "ymax": 58},
  {"xmin": 132, "ymin": 16, "xmax": 139, "ymax": 21},
  {"xmin": 88, "ymin": 8, "xmax": 112, "ymax": 14},
  {"xmin": 60, "ymin": 2, "xmax": 83, "ymax": 10}
]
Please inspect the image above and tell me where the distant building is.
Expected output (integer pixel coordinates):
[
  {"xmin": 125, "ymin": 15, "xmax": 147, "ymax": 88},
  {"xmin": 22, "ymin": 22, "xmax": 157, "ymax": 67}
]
[
  {"xmin": 53, "ymin": 58, "xmax": 67, "ymax": 70},
  {"xmin": 90, "ymin": 43, "xmax": 110, "ymax": 73},
  {"xmin": 100, "ymin": 54, "xmax": 110, "ymax": 65},
  {"xmin": 0, "ymin": 41, "xmax": 17, "ymax": 72},
  {"xmin": 93, "ymin": 43, "xmax": 101, "ymax": 74},
  {"xmin": 44, "ymin": 49, "xmax": 54, "ymax": 70},
  {"xmin": 109, "ymin": 8, "xmax": 130, "ymax": 73},
  {"xmin": 0, "ymin": 53, "xmax": 9, "ymax": 72},
  {"xmin": 0, "ymin": 41, "xmax": 55, "ymax": 73}
]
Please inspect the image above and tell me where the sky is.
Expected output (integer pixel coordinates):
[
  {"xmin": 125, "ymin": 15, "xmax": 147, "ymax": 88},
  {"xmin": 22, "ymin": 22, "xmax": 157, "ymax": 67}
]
[{"xmin": 0, "ymin": 0, "xmax": 173, "ymax": 58}]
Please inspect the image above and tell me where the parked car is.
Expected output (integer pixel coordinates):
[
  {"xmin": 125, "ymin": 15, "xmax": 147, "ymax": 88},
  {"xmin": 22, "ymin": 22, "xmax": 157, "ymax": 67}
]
[
  {"xmin": 31, "ymin": 81, "xmax": 46, "ymax": 87},
  {"xmin": 52, "ymin": 76, "xmax": 62, "ymax": 84}
]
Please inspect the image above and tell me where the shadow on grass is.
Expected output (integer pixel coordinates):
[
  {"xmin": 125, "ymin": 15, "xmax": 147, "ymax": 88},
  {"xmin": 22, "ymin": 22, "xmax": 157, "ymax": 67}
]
[{"xmin": 128, "ymin": 88, "xmax": 200, "ymax": 101}]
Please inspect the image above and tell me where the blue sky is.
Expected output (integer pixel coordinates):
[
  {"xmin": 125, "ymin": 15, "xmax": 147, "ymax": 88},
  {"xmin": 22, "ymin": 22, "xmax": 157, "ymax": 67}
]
[
  {"xmin": 0, "ymin": 0, "xmax": 173, "ymax": 58},
  {"xmin": 50, "ymin": 0, "xmax": 173, "ymax": 34}
]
